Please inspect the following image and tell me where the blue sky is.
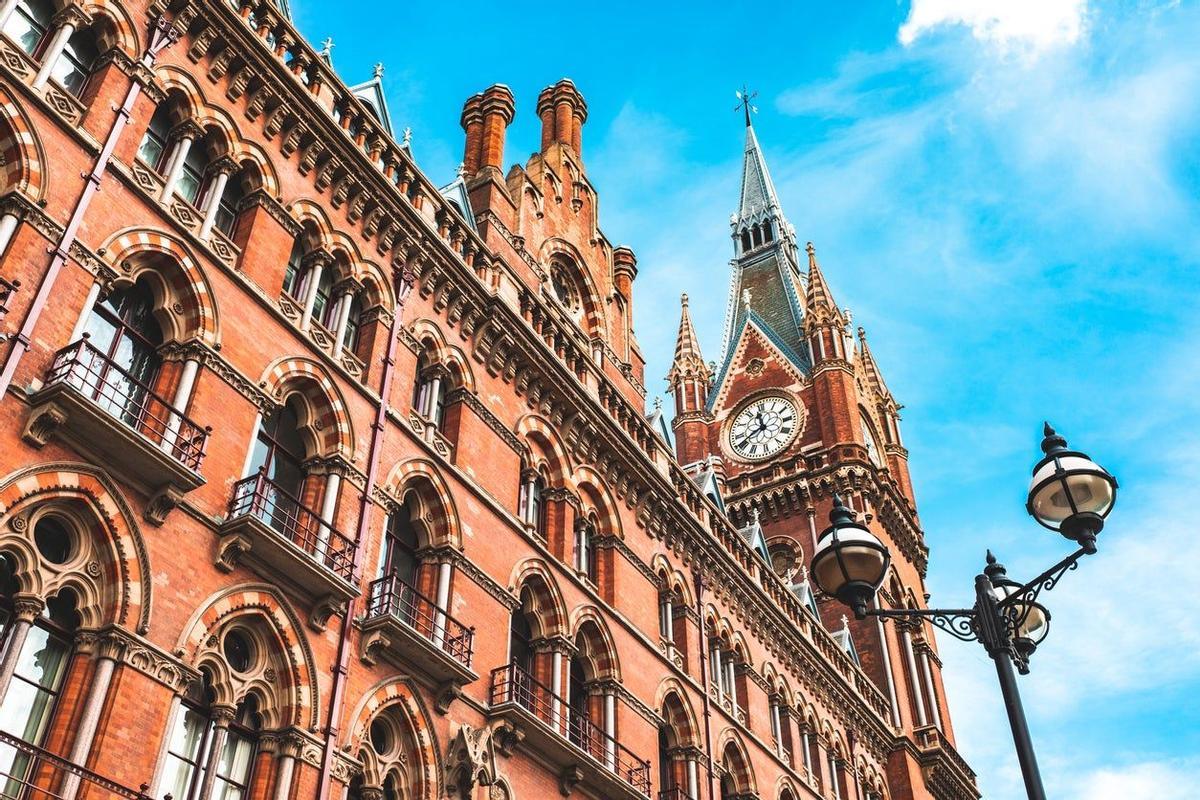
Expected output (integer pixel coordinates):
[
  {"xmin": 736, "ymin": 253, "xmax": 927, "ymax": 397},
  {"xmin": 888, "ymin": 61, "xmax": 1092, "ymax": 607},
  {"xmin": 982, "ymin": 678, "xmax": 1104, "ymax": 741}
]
[{"xmin": 297, "ymin": 2, "xmax": 1200, "ymax": 797}]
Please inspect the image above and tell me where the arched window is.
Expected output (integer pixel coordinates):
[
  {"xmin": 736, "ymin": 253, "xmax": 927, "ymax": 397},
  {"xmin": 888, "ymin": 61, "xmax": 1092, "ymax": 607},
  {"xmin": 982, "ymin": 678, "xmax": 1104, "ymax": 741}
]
[
  {"xmin": 752, "ymin": 224, "xmax": 762, "ymax": 247},
  {"xmin": 740, "ymin": 230, "xmax": 751, "ymax": 253},
  {"xmin": 175, "ymin": 136, "xmax": 210, "ymax": 206},
  {"xmin": 138, "ymin": 102, "xmax": 174, "ymax": 172},
  {"xmin": 282, "ymin": 238, "xmax": 306, "ymax": 298},
  {"xmin": 657, "ymin": 726, "xmax": 675, "ymax": 794},
  {"xmin": 508, "ymin": 590, "xmax": 535, "ymax": 675},
  {"xmin": 49, "ymin": 23, "xmax": 99, "ymax": 96},
  {"xmin": 80, "ymin": 280, "xmax": 164, "ymax": 427},
  {"xmin": 310, "ymin": 267, "xmax": 334, "ymax": 330},
  {"xmin": 567, "ymin": 653, "xmax": 589, "ymax": 749},
  {"xmin": 2, "ymin": 0, "xmax": 53, "ymax": 56},
  {"xmin": 380, "ymin": 498, "xmax": 419, "ymax": 585},
  {"xmin": 0, "ymin": 584, "xmax": 79, "ymax": 763},
  {"xmin": 160, "ymin": 680, "xmax": 261, "ymax": 800},
  {"xmin": 413, "ymin": 354, "xmax": 448, "ymax": 429},
  {"xmin": 213, "ymin": 166, "xmax": 251, "ymax": 238},
  {"xmin": 575, "ymin": 518, "xmax": 598, "ymax": 584},
  {"xmin": 246, "ymin": 397, "xmax": 307, "ymax": 509},
  {"xmin": 339, "ymin": 294, "xmax": 364, "ymax": 353},
  {"xmin": 762, "ymin": 220, "xmax": 773, "ymax": 243},
  {"xmin": 518, "ymin": 469, "xmax": 546, "ymax": 536}
]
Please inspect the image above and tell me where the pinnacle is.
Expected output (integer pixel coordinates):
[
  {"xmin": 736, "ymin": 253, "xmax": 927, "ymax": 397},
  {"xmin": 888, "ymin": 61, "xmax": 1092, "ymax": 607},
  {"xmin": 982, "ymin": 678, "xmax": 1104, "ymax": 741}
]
[
  {"xmin": 667, "ymin": 292, "xmax": 710, "ymax": 390},
  {"xmin": 804, "ymin": 242, "xmax": 837, "ymax": 315}
]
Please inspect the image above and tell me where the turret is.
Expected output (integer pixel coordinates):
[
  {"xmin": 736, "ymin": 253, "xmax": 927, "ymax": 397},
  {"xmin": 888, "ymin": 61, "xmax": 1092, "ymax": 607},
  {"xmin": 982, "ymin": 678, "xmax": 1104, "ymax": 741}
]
[
  {"xmin": 666, "ymin": 294, "xmax": 712, "ymax": 464},
  {"xmin": 802, "ymin": 242, "xmax": 858, "ymax": 448}
]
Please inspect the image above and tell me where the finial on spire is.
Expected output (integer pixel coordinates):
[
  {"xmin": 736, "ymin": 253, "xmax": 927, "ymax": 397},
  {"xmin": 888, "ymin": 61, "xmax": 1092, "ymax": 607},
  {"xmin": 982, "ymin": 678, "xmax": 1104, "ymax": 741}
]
[
  {"xmin": 750, "ymin": 506, "xmax": 761, "ymax": 525},
  {"xmin": 681, "ymin": 292, "xmax": 689, "ymax": 308},
  {"xmin": 373, "ymin": 62, "xmax": 384, "ymax": 79},
  {"xmin": 654, "ymin": 396, "xmax": 662, "ymax": 411},
  {"xmin": 735, "ymin": 85, "xmax": 759, "ymax": 127},
  {"xmin": 319, "ymin": 37, "xmax": 334, "ymax": 57},
  {"xmin": 402, "ymin": 127, "xmax": 413, "ymax": 147},
  {"xmin": 455, "ymin": 162, "xmax": 467, "ymax": 179}
]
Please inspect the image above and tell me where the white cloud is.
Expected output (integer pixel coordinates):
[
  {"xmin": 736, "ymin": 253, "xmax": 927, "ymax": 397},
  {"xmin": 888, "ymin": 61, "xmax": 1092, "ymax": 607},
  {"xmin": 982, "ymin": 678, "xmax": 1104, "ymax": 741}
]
[
  {"xmin": 1064, "ymin": 759, "xmax": 1200, "ymax": 800},
  {"xmin": 899, "ymin": 0, "xmax": 1088, "ymax": 51}
]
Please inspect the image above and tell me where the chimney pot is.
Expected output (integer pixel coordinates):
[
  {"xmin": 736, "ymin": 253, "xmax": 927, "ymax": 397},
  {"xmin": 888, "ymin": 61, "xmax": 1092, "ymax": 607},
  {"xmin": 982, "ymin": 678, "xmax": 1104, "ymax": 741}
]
[
  {"xmin": 459, "ymin": 93, "xmax": 484, "ymax": 175},
  {"xmin": 479, "ymin": 84, "xmax": 515, "ymax": 173}
]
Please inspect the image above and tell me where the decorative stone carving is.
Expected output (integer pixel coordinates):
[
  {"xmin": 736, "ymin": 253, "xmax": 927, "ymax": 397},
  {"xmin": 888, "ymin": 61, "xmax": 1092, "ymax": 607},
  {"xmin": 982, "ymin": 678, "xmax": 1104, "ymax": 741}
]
[
  {"xmin": 214, "ymin": 532, "xmax": 251, "ymax": 573},
  {"xmin": 21, "ymin": 401, "xmax": 67, "ymax": 448},
  {"xmin": 144, "ymin": 485, "xmax": 183, "ymax": 526},
  {"xmin": 443, "ymin": 724, "xmax": 498, "ymax": 799}
]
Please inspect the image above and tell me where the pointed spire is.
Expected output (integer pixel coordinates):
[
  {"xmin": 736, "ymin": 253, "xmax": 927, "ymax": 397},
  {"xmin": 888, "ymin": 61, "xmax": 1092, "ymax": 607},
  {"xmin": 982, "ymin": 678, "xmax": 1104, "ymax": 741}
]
[
  {"xmin": 804, "ymin": 242, "xmax": 838, "ymax": 319},
  {"xmin": 737, "ymin": 118, "xmax": 784, "ymax": 227},
  {"xmin": 856, "ymin": 326, "xmax": 891, "ymax": 399},
  {"xmin": 667, "ymin": 293, "xmax": 710, "ymax": 391}
]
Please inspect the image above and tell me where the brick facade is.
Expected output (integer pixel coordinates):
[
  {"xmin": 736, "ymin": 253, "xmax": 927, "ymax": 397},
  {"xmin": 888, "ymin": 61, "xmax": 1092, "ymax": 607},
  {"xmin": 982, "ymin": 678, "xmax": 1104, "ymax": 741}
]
[{"xmin": 0, "ymin": 2, "xmax": 977, "ymax": 800}]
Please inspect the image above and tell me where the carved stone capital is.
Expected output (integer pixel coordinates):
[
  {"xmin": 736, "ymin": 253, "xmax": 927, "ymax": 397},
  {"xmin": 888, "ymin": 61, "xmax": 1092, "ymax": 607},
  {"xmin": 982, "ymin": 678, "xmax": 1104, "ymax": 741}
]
[{"xmin": 12, "ymin": 594, "xmax": 45, "ymax": 623}]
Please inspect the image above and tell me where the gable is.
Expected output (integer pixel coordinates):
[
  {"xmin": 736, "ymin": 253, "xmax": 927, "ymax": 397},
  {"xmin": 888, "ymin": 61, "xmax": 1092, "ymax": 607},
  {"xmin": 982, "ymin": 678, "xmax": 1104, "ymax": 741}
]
[{"xmin": 708, "ymin": 316, "xmax": 809, "ymax": 415}]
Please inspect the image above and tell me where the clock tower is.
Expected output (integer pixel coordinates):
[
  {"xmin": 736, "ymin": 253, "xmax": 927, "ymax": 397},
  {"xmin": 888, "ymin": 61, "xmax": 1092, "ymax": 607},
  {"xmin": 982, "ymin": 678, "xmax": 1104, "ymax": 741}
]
[{"xmin": 668, "ymin": 110, "xmax": 962, "ymax": 794}]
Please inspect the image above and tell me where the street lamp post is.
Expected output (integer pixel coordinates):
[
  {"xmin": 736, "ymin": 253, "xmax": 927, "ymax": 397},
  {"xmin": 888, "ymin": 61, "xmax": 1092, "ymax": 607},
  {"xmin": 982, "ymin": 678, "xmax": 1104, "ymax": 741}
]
[{"xmin": 810, "ymin": 424, "xmax": 1118, "ymax": 800}]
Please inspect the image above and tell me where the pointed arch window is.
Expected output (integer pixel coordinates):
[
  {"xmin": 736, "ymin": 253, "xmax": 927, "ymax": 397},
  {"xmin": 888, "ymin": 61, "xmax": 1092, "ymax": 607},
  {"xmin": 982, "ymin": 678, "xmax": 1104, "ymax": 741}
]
[
  {"xmin": 740, "ymin": 230, "xmax": 752, "ymax": 253},
  {"xmin": 762, "ymin": 220, "xmax": 773, "ymax": 242},
  {"xmin": 160, "ymin": 687, "xmax": 261, "ymax": 800},
  {"xmin": 0, "ymin": 590, "xmax": 77, "ymax": 752}
]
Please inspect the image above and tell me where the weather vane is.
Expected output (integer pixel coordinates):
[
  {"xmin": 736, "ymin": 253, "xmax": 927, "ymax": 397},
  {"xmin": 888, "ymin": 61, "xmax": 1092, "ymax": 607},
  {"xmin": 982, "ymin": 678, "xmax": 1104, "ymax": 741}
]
[{"xmin": 735, "ymin": 85, "xmax": 758, "ymax": 126}]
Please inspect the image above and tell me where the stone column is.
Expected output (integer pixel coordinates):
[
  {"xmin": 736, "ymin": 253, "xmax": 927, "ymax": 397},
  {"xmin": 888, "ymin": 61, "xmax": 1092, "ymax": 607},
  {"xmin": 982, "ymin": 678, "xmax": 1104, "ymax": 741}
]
[
  {"xmin": 317, "ymin": 470, "xmax": 342, "ymax": 556},
  {"xmin": 196, "ymin": 705, "xmax": 236, "ymax": 800},
  {"xmin": 197, "ymin": 157, "xmax": 238, "ymax": 239},
  {"xmin": 159, "ymin": 122, "xmax": 202, "ymax": 202},
  {"xmin": 685, "ymin": 754, "xmax": 699, "ymax": 799},
  {"xmin": 432, "ymin": 559, "xmax": 452, "ymax": 649},
  {"xmin": 32, "ymin": 6, "xmax": 88, "ymax": 89},
  {"xmin": 919, "ymin": 646, "xmax": 944, "ymax": 731},
  {"xmin": 148, "ymin": 694, "xmax": 184, "ymax": 797},
  {"xmin": 603, "ymin": 687, "xmax": 617, "ymax": 769},
  {"xmin": 161, "ymin": 352, "xmax": 201, "ymax": 456},
  {"xmin": 329, "ymin": 283, "xmax": 357, "ymax": 358},
  {"xmin": 68, "ymin": 281, "xmax": 103, "ymax": 343},
  {"xmin": 0, "ymin": 595, "xmax": 44, "ymax": 699},
  {"xmin": 297, "ymin": 251, "xmax": 332, "ymax": 331},
  {"xmin": 0, "ymin": 0, "xmax": 21, "ymax": 31},
  {"xmin": 62, "ymin": 632, "xmax": 122, "ymax": 799},
  {"xmin": 273, "ymin": 734, "xmax": 302, "ymax": 800},
  {"xmin": 0, "ymin": 209, "xmax": 21, "ymax": 258}
]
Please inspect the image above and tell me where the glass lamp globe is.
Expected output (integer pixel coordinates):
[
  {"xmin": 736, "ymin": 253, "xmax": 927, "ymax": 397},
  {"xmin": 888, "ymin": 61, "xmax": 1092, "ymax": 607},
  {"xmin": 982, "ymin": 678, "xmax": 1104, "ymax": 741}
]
[
  {"xmin": 1027, "ymin": 423, "xmax": 1117, "ymax": 550},
  {"xmin": 810, "ymin": 495, "xmax": 890, "ymax": 619}
]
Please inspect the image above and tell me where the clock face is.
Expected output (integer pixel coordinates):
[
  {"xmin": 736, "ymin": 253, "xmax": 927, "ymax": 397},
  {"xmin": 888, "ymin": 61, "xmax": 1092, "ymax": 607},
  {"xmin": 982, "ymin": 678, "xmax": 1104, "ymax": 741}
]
[{"xmin": 728, "ymin": 396, "xmax": 801, "ymax": 460}]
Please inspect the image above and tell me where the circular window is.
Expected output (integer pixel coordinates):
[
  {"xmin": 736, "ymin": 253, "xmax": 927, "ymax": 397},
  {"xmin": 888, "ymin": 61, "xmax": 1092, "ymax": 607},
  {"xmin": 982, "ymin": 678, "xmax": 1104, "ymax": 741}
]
[
  {"xmin": 369, "ymin": 718, "xmax": 392, "ymax": 756},
  {"xmin": 223, "ymin": 629, "xmax": 255, "ymax": 673},
  {"xmin": 550, "ymin": 264, "xmax": 582, "ymax": 320},
  {"xmin": 34, "ymin": 518, "xmax": 73, "ymax": 565}
]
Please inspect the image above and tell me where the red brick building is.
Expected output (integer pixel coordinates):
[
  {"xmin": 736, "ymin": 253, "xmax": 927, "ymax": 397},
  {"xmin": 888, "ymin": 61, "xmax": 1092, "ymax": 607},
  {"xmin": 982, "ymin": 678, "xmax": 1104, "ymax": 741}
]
[{"xmin": 0, "ymin": 1, "xmax": 978, "ymax": 799}]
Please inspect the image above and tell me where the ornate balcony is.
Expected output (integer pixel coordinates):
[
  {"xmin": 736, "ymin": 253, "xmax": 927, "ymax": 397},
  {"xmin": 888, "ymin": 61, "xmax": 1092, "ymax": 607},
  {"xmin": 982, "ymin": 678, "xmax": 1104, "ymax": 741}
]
[
  {"xmin": 913, "ymin": 725, "xmax": 980, "ymax": 800},
  {"xmin": 360, "ymin": 572, "xmax": 477, "ymax": 698},
  {"xmin": 22, "ymin": 339, "xmax": 209, "ymax": 523},
  {"xmin": 488, "ymin": 663, "xmax": 651, "ymax": 799},
  {"xmin": 217, "ymin": 472, "xmax": 358, "ymax": 627},
  {"xmin": 0, "ymin": 729, "xmax": 157, "ymax": 799}
]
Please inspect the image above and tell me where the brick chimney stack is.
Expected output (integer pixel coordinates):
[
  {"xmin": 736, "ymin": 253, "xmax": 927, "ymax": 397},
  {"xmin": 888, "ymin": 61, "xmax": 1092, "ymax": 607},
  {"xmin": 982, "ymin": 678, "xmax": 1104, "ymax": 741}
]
[
  {"xmin": 461, "ymin": 84, "xmax": 515, "ymax": 176},
  {"xmin": 612, "ymin": 246, "xmax": 637, "ymax": 305},
  {"xmin": 536, "ymin": 79, "xmax": 587, "ymax": 157}
]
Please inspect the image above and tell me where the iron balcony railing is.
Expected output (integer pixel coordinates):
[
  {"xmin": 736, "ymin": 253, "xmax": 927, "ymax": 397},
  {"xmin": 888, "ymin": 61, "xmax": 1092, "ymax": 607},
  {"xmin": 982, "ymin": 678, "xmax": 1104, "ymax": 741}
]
[
  {"xmin": 228, "ymin": 471, "xmax": 356, "ymax": 582},
  {"xmin": 489, "ymin": 662, "xmax": 651, "ymax": 796},
  {"xmin": 45, "ymin": 338, "xmax": 209, "ymax": 471},
  {"xmin": 366, "ymin": 571, "xmax": 475, "ymax": 668},
  {"xmin": 0, "ymin": 729, "xmax": 164, "ymax": 799}
]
